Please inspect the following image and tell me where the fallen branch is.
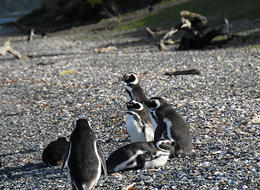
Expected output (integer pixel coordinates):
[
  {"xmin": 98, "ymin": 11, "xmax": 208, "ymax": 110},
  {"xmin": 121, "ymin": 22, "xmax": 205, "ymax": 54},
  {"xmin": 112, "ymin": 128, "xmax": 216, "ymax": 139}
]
[
  {"xmin": 93, "ymin": 46, "xmax": 117, "ymax": 53},
  {"xmin": 164, "ymin": 69, "xmax": 201, "ymax": 76},
  {"xmin": 0, "ymin": 41, "xmax": 22, "ymax": 59},
  {"xmin": 146, "ymin": 27, "xmax": 156, "ymax": 37},
  {"xmin": 159, "ymin": 41, "xmax": 169, "ymax": 51}
]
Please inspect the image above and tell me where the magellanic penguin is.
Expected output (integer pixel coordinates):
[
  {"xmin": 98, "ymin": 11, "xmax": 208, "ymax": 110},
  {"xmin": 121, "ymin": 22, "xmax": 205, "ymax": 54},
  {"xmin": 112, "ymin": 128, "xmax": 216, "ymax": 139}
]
[
  {"xmin": 42, "ymin": 137, "xmax": 69, "ymax": 166},
  {"xmin": 144, "ymin": 97, "xmax": 192, "ymax": 156},
  {"xmin": 106, "ymin": 139, "xmax": 172, "ymax": 173},
  {"xmin": 62, "ymin": 119, "xmax": 107, "ymax": 190},
  {"xmin": 126, "ymin": 100, "xmax": 155, "ymax": 142},
  {"xmin": 120, "ymin": 73, "xmax": 147, "ymax": 103}
]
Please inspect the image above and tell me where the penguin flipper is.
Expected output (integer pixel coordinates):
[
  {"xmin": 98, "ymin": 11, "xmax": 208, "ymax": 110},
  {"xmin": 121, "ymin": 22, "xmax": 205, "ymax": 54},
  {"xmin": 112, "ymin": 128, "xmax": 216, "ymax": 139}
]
[
  {"xmin": 136, "ymin": 154, "xmax": 146, "ymax": 169},
  {"xmin": 61, "ymin": 142, "xmax": 70, "ymax": 173},
  {"xmin": 154, "ymin": 120, "xmax": 167, "ymax": 142},
  {"xmin": 97, "ymin": 143, "xmax": 107, "ymax": 176}
]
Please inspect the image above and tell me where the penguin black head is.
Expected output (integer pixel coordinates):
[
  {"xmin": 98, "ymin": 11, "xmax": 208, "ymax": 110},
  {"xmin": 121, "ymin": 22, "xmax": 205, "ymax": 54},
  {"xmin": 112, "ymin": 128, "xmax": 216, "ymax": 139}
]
[
  {"xmin": 74, "ymin": 119, "xmax": 92, "ymax": 129},
  {"xmin": 74, "ymin": 118, "xmax": 98, "ymax": 141},
  {"xmin": 126, "ymin": 100, "xmax": 143, "ymax": 110},
  {"xmin": 143, "ymin": 97, "xmax": 164, "ymax": 110},
  {"xmin": 121, "ymin": 73, "xmax": 139, "ymax": 84},
  {"xmin": 155, "ymin": 140, "xmax": 172, "ymax": 152}
]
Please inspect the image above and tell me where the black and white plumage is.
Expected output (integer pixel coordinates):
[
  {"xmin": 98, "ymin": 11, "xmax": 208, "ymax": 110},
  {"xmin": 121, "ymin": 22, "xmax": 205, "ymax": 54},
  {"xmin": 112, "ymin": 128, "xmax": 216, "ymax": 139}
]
[
  {"xmin": 120, "ymin": 73, "xmax": 147, "ymax": 103},
  {"xmin": 42, "ymin": 137, "xmax": 69, "ymax": 166},
  {"xmin": 126, "ymin": 100, "xmax": 154, "ymax": 142},
  {"xmin": 144, "ymin": 97, "xmax": 192, "ymax": 156},
  {"xmin": 62, "ymin": 119, "xmax": 107, "ymax": 190},
  {"xmin": 106, "ymin": 140, "xmax": 172, "ymax": 173}
]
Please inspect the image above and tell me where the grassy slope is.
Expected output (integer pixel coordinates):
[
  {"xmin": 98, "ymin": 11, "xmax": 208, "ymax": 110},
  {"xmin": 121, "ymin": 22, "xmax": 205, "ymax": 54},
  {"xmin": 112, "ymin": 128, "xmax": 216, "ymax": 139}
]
[{"xmin": 122, "ymin": 0, "xmax": 260, "ymax": 30}]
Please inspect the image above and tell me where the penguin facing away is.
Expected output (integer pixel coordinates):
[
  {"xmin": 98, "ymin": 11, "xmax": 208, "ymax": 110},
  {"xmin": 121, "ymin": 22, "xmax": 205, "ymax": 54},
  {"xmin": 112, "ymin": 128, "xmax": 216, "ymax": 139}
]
[
  {"xmin": 143, "ymin": 97, "xmax": 192, "ymax": 156},
  {"xmin": 62, "ymin": 119, "xmax": 107, "ymax": 190},
  {"xmin": 106, "ymin": 139, "xmax": 172, "ymax": 173},
  {"xmin": 120, "ymin": 73, "xmax": 147, "ymax": 103},
  {"xmin": 126, "ymin": 100, "xmax": 154, "ymax": 142},
  {"xmin": 42, "ymin": 137, "xmax": 69, "ymax": 166}
]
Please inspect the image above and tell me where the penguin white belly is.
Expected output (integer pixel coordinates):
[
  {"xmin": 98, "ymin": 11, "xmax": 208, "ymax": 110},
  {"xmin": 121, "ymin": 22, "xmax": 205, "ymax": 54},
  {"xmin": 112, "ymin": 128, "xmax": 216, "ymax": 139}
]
[
  {"xmin": 163, "ymin": 117, "xmax": 174, "ymax": 142},
  {"xmin": 144, "ymin": 151, "xmax": 170, "ymax": 168},
  {"xmin": 143, "ymin": 124, "xmax": 155, "ymax": 142},
  {"xmin": 114, "ymin": 150, "xmax": 145, "ymax": 172},
  {"xmin": 126, "ymin": 114, "xmax": 146, "ymax": 142},
  {"xmin": 149, "ymin": 110, "xmax": 158, "ymax": 130}
]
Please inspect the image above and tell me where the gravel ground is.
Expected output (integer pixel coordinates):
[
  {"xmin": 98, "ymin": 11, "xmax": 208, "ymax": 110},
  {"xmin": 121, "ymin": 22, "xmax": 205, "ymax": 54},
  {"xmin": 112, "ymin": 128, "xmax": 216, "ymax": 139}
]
[{"xmin": 0, "ymin": 28, "xmax": 259, "ymax": 189}]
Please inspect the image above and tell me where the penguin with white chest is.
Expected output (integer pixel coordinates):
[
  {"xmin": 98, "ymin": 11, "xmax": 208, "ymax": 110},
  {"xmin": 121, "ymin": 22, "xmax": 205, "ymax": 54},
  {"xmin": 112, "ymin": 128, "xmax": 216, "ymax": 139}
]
[
  {"xmin": 62, "ymin": 119, "xmax": 107, "ymax": 190},
  {"xmin": 106, "ymin": 139, "xmax": 172, "ymax": 173},
  {"xmin": 120, "ymin": 73, "xmax": 147, "ymax": 103},
  {"xmin": 126, "ymin": 100, "xmax": 154, "ymax": 142},
  {"xmin": 144, "ymin": 97, "xmax": 192, "ymax": 156}
]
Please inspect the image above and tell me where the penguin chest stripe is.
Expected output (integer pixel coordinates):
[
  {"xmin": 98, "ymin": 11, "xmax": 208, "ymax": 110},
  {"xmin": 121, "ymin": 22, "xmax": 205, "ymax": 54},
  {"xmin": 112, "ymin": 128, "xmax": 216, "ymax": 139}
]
[
  {"xmin": 114, "ymin": 150, "xmax": 145, "ymax": 171},
  {"xmin": 163, "ymin": 118, "xmax": 174, "ymax": 142}
]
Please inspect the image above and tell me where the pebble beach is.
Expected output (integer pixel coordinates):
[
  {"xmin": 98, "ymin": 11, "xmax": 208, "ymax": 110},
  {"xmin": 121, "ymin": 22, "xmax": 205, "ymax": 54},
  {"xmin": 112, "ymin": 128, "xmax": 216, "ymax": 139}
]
[{"xmin": 0, "ymin": 28, "xmax": 259, "ymax": 189}]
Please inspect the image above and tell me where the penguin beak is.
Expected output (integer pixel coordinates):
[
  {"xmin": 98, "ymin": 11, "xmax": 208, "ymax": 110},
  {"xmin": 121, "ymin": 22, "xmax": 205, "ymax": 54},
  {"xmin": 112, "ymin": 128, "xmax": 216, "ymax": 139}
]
[
  {"xmin": 118, "ymin": 74, "xmax": 128, "ymax": 82},
  {"xmin": 118, "ymin": 76, "xmax": 124, "ymax": 82}
]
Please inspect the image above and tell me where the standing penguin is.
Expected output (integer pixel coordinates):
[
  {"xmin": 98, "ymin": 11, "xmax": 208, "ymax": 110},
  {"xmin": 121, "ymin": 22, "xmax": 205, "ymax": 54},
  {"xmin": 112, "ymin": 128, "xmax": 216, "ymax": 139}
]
[
  {"xmin": 106, "ymin": 139, "xmax": 172, "ymax": 173},
  {"xmin": 143, "ymin": 97, "xmax": 192, "ymax": 156},
  {"xmin": 126, "ymin": 100, "xmax": 154, "ymax": 142},
  {"xmin": 62, "ymin": 119, "xmax": 107, "ymax": 190},
  {"xmin": 120, "ymin": 73, "xmax": 147, "ymax": 103}
]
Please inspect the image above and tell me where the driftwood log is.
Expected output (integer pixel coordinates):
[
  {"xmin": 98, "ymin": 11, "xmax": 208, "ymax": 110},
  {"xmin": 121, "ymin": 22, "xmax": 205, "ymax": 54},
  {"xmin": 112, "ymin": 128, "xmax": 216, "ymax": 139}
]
[
  {"xmin": 0, "ymin": 41, "xmax": 22, "ymax": 59},
  {"xmin": 164, "ymin": 69, "xmax": 201, "ymax": 76}
]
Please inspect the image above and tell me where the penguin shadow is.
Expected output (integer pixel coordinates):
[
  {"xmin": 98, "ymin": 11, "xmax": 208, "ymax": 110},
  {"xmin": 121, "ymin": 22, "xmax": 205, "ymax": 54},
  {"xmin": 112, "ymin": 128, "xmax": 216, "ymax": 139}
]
[
  {"xmin": 0, "ymin": 148, "xmax": 65, "ymax": 182},
  {"xmin": 0, "ymin": 162, "xmax": 44, "ymax": 179},
  {"xmin": 0, "ymin": 148, "xmax": 36, "ymax": 159},
  {"xmin": 0, "ymin": 162, "xmax": 65, "ymax": 181}
]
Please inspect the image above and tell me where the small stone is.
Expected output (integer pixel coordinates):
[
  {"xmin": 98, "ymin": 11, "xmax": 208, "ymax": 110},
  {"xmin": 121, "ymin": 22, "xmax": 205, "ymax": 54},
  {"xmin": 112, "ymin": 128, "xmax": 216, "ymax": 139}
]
[
  {"xmin": 230, "ymin": 180, "xmax": 238, "ymax": 185},
  {"xmin": 251, "ymin": 115, "xmax": 260, "ymax": 124}
]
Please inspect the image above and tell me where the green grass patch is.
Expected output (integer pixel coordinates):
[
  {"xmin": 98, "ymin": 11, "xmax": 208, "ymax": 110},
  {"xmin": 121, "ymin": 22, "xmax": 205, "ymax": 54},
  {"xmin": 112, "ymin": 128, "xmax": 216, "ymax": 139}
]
[
  {"xmin": 121, "ymin": 0, "xmax": 260, "ymax": 30},
  {"xmin": 250, "ymin": 44, "xmax": 260, "ymax": 49},
  {"xmin": 211, "ymin": 35, "xmax": 229, "ymax": 42}
]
